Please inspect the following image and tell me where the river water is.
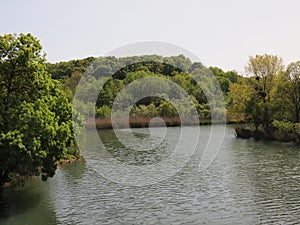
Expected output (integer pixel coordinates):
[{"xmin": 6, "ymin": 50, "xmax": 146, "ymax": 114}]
[{"xmin": 0, "ymin": 126, "xmax": 299, "ymax": 224}]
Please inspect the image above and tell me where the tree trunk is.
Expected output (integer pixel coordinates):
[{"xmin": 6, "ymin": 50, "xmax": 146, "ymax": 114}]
[{"xmin": 0, "ymin": 171, "xmax": 9, "ymax": 191}]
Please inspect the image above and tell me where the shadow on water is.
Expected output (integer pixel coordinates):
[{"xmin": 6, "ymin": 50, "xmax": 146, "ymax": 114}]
[
  {"xmin": 0, "ymin": 160, "xmax": 87, "ymax": 225},
  {"xmin": 55, "ymin": 158, "xmax": 87, "ymax": 186},
  {"xmin": 0, "ymin": 177, "xmax": 58, "ymax": 225}
]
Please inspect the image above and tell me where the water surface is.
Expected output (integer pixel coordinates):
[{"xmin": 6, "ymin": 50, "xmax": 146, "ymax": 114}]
[{"xmin": 1, "ymin": 126, "xmax": 299, "ymax": 224}]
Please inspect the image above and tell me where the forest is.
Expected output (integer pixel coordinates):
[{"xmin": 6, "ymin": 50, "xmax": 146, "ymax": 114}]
[
  {"xmin": 0, "ymin": 33, "xmax": 299, "ymax": 189},
  {"xmin": 53, "ymin": 49, "xmax": 300, "ymax": 142}
]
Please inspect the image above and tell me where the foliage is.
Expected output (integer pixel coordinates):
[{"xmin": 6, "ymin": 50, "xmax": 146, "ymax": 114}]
[
  {"xmin": 96, "ymin": 105, "xmax": 111, "ymax": 119},
  {"xmin": 49, "ymin": 52, "xmax": 299, "ymax": 141},
  {"xmin": 272, "ymin": 120, "xmax": 300, "ymax": 141},
  {"xmin": 46, "ymin": 57, "xmax": 95, "ymax": 80},
  {"xmin": 285, "ymin": 62, "xmax": 300, "ymax": 122},
  {"xmin": 2, "ymin": 31, "xmax": 300, "ymax": 190},
  {"xmin": 227, "ymin": 83, "xmax": 255, "ymax": 122},
  {"xmin": 244, "ymin": 54, "xmax": 284, "ymax": 131},
  {"xmin": 0, "ymin": 33, "xmax": 74, "ymax": 187},
  {"xmin": 231, "ymin": 54, "xmax": 299, "ymax": 141},
  {"xmin": 209, "ymin": 67, "xmax": 241, "ymax": 93}
]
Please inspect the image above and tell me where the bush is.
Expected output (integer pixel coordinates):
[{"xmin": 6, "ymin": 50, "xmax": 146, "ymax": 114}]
[
  {"xmin": 96, "ymin": 105, "xmax": 111, "ymax": 119},
  {"xmin": 272, "ymin": 120, "xmax": 299, "ymax": 142}
]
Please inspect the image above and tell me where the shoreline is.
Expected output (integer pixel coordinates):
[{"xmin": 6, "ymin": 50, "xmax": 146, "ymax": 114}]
[
  {"xmin": 235, "ymin": 126, "xmax": 300, "ymax": 144},
  {"xmin": 58, "ymin": 154, "xmax": 83, "ymax": 166},
  {"xmin": 1, "ymin": 155, "xmax": 83, "ymax": 191},
  {"xmin": 86, "ymin": 117, "xmax": 233, "ymax": 129}
]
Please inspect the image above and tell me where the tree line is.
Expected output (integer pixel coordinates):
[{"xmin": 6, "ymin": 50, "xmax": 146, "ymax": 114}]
[
  {"xmin": 1, "ymin": 33, "xmax": 299, "ymax": 190},
  {"xmin": 45, "ymin": 43, "xmax": 300, "ymax": 139},
  {"xmin": 229, "ymin": 54, "xmax": 300, "ymax": 141}
]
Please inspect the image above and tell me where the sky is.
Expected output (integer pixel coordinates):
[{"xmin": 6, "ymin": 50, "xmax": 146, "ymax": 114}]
[{"xmin": 1, "ymin": 0, "xmax": 300, "ymax": 73}]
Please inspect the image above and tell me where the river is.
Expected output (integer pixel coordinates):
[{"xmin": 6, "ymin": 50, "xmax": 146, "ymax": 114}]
[{"xmin": 0, "ymin": 125, "xmax": 299, "ymax": 224}]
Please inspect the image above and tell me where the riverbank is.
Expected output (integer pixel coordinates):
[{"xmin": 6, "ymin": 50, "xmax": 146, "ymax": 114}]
[
  {"xmin": 59, "ymin": 154, "xmax": 83, "ymax": 166},
  {"xmin": 1, "ymin": 155, "xmax": 83, "ymax": 191},
  {"xmin": 86, "ymin": 117, "xmax": 231, "ymax": 129},
  {"xmin": 235, "ymin": 126, "xmax": 300, "ymax": 143}
]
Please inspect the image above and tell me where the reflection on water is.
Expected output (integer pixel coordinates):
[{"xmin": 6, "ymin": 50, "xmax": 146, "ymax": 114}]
[
  {"xmin": 98, "ymin": 129, "xmax": 174, "ymax": 165},
  {"xmin": 0, "ymin": 177, "xmax": 58, "ymax": 225},
  {"xmin": 0, "ymin": 126, "xmax": 299, "ymax": 224}
]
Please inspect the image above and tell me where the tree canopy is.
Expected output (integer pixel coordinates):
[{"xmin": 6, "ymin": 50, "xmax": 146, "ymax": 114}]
[{"xmin": 0, "ymin": 33, "xmax": 74, "ymax": 188}]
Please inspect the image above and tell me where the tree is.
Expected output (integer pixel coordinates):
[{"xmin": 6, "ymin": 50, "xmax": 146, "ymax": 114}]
[
  {"xmin": 271, "ymin": 62, "xmax": 300, "ymax": 123},
  {"xmin": 209, "ymin": 67, "xmax": 241, "ymax": 93},
  {"xmin": 246, "ymin": 54, "xmax": 283, "ymax": 100},
  {"xmin": 0, "ymin": 33, "xmax": 73, "ymax": 188},
  {"xmin": 156, "ymin": 101, "xmax": 178, "ymax": 118},
  {"xmin": 245, "ymin": 94, "xmax": 263, "ymax": 131},
  {"xmin": 63, "ymin": 71, "xmax": 83, "ymax": 101},
  {"xmin": 227, "ymin": 83, "xmax": 255, "ymax": 122},
  {"xmin": 46, "ymin": 56, "xmax": 95, "ymax": 80},
  {"xmin": 286, "ymin": 61, "xmax": 300, "ymax": 122},
  {"xmin": 245, "ymin": 54, "xmax": 284, "ymax": 130}
]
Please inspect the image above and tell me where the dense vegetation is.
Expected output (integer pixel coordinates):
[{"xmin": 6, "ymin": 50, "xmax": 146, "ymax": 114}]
[
  {"xmin": 52, "ymin": 55, "xmax": 237, "ymax": 126},
  {"xmin": 1, "ymin": 33, "xmax": 299, "ymax": 190},
  {"xmin": 230, "ymin": 54, "xmax": 300, "ymax": 141},
  {"xmin": 0, "ymin": 34, "xmax": 79, "ymax": 189},
  {"xmin": 52, "ymin": 53, "xmax": 299, "ymax": 141}
]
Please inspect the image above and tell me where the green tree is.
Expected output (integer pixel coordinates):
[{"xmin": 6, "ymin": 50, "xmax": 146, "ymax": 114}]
[
  {"xmin": 96, "ymin": 105, "xmax": 111, "ymax": 119},
  {"xmin": 245, "ymin": 94, "xmax": 263, "ymax": 131},
  {"xmin": 245, "ymin": 54, "xmax": 284, "ymax": 130},
  {"xmin": 270, "ymin": 72, "xmax": 292, "ymax": 121},
  {"xmin": 158, "ymin": 101, "xmax": 178, "ymax": 117},
  {"xmin": 0, "ymin": 33, "xmax": 74, "ymax": 188},
  {"xmin": 47, "ymin": 56, "xmax": 95, "ymax": 80},
  {"xmin": 227, "ymin": 82, "xmax": 255, "ymax": 122},
  {"xmin": 246, "ymin": 54, "xmax": 283, "ymax": 100},
  {"xmin": 271, "ymin": 63, "xmax": 300, "ymax": 123},
  {"xmin": 63, "ymin": 71, "xmax": 83, "ymax": 101},
  {"xmin": 286, "ymin": 61, "xmax": 300, "ymax": 122}
]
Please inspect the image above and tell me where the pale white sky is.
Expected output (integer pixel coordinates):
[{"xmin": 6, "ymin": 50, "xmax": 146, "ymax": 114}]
[{"xmin": 1, "ymin": 0, "xmax": 300, "ymax": 73}]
